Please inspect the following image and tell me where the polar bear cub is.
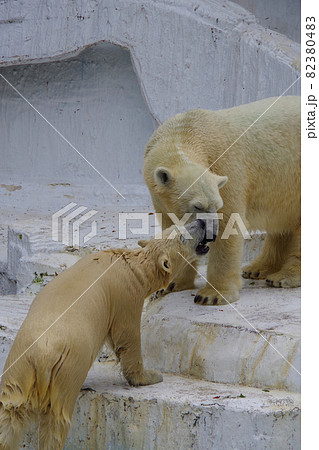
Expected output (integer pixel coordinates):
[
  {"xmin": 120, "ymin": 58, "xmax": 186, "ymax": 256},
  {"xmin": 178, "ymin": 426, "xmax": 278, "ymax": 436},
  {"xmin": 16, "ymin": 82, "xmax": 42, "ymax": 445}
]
[{"xmin": 0, "ymin": 219, "xmax": 209, "ymax": 449}]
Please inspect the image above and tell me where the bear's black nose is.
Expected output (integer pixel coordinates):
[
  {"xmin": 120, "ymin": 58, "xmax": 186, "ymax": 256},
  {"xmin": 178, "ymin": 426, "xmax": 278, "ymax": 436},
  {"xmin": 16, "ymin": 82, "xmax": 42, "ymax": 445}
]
[{"xmin": 205, "ymin": 232, "xmax": 217, "ymax": 242}]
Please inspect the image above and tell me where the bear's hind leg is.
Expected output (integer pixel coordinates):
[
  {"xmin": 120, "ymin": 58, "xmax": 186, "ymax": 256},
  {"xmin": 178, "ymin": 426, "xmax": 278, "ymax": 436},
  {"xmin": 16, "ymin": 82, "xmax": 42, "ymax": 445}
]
[
  {"xmin": 266, "ymin": 227, "xmax": 301, "ymax": 288},
  {"xmin": 242, "ymin": 233, "xmax": 290, "ymax": 280}
]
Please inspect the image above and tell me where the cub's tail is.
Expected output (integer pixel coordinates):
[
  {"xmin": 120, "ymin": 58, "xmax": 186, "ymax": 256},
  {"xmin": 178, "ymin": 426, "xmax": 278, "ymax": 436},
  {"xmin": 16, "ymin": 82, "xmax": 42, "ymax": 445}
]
[{"xmin": 0, "ymin": 399, "xmax": 29, "ymax": 450}]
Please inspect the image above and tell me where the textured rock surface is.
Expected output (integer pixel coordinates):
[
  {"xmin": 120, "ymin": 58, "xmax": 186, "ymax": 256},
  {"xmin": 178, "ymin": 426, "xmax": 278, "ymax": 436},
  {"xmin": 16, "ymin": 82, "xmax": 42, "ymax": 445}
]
[
  {"xmin": 17, "ymin": 362, "xmax": 300, "ymax": 450},
  {"xmin": 142, "ymin": 284, "xmax": 300, "ymax": 392},
  {"xmin": 67, "ymin": 363, "xmax": 300, "ymax": 450},
  {"xmin": 232, "ymin": 0, "xmax": 300, "ymax": 42},
  {"xmin": 0, "ymin": 43, "xmax": 154, "ymax": 185},
  {"xmin": 0, "ymin": 0, "xmax": 300, "ymax": 187},
  {"xmin": 0, "ymin": 0, "xmax": 301, "ymax": 119}
]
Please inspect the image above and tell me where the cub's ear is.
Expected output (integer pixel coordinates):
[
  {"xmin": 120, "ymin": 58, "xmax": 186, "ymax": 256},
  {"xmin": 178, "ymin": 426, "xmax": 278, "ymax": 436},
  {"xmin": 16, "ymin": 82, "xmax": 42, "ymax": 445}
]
[
  {"xmin": 215, "ymin": 175, "xmax": 228, "ymax": 189},
  {"xmin": 138, "ymin": 239, "xmax": 148, "ymax": 248},
  {"xmin": 158, "ymin": 253, "xmax": 172, "ymax": 274},
  {"xmin": 154, "ymin": 167, "xmax": 173, "ymax": 186}
]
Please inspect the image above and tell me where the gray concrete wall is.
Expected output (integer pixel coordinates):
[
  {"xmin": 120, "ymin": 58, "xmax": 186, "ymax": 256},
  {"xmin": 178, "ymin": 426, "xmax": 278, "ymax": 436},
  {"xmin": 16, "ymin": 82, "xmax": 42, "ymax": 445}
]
[
  {"xmin": 0, "ymin": 0, "xmax": 300, "ymax": 186},
  {"xmin": 232, "ymin": 0, "xmax": 300, "ymax": 42},
  {"xmin": 0, "ymin": 43, "xmax": 154, "ymax": 184}
]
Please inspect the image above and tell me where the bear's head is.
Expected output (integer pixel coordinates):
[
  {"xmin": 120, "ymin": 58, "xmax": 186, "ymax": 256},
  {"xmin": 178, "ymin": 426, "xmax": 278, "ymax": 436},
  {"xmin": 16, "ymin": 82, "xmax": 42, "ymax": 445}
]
[
  {"xmin": 149, "ymin": 162, "xmax": 228, "ymax": 238},
  {"xmin": 139, "ymin": 219, "xmax": 211, "ymax": 289},
  {"xmin": 153, "ymin": 163, "xmax": 227, "ymax": 211}
]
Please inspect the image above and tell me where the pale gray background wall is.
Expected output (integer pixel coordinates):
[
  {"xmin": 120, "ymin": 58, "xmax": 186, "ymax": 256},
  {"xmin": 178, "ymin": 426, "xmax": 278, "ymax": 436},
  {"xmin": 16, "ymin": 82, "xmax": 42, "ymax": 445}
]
[
  {"xmin": 0, "ymin": 0, "xmax": 300, "ymax": 188},
  {"xmin": 232, "ymin": 0, "xmax": 300, "ymax": 42},
  {"xmin": 1, "ymin": 44, "xmax": 154, "ymax": 184}
]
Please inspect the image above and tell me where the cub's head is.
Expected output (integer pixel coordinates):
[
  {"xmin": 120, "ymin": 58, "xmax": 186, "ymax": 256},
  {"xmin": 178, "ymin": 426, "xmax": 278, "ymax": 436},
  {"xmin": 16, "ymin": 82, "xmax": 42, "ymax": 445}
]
[{"xmin": 139, "ymin": 219, "xmax": 211, "ymax": 280}]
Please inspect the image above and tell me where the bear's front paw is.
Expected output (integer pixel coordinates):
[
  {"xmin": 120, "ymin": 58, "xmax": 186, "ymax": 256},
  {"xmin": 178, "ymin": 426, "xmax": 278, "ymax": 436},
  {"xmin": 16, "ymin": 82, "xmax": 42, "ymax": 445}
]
[
  {"xmin": 149, "ymin": 288, "xmax": 165, "ymax": 302},
  {"xmin": 266, "ymin": 271, "xmax": 301, "ymax": 288},
  {"xmin": 150, "ymin": 279, "xmax": 195, "ymax": 302},
  {"xmin": 126, "ymin": 369, "xmax": 163, "ymax": 386},
  {"xmin": 194, "ymin": 286, "xmax": 240, "ymax": 306},
  {"xmin": 148, "ymin": 282, "xmax": 176, "ymax": 302},
  {"xmin": 242, "ymin": 263, "xmax": 270, "ymax": 280},
  {"xmin": 141, "ymin": 369, "xmax": 163, "ymax": 386}
]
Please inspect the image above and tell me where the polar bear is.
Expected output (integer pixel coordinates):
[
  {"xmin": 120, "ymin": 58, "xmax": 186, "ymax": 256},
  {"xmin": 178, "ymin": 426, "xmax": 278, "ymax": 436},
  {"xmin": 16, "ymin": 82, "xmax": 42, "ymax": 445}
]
[
  {"xmin": 143, "ymin": 96, "xmax": 301, "ymax": 306},
  {"xmin": 0, "ymin": 219, "xmax": 209, "ymax": 449}
]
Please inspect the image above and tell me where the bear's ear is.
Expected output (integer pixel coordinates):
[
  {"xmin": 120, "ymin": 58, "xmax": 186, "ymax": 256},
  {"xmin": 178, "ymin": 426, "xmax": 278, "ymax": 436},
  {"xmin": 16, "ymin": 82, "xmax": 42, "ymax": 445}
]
[
  {"xmin": 154, "ymin": 167, "xmax": 173, "ymax": 186},
  {"xmin": 215, "ymin": 175, "xmax": 228, "ymax": 189},
  {"xmin": 158, "ymin": 253, "xmax": 172, "ymax": 274},
  {"xmin": 138, "ymin": 239, "xmax": 148, "ymax": 248}
]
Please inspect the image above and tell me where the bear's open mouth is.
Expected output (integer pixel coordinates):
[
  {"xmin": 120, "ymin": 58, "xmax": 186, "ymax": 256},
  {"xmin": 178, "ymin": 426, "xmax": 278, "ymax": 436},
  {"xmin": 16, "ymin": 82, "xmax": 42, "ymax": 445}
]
[
  {"xmin": 195, "ymin": 240, "xmax": 210, "ymax": 255},
  {"xmin": 195, "ymin": 228, "xmax": 216, "ymax": 255}
]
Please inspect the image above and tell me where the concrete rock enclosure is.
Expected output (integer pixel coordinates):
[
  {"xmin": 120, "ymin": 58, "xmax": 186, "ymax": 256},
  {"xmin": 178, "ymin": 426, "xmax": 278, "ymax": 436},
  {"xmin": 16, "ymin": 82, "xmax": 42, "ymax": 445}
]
[
  {"xmin": 1, "ymin": 43, "xmax": 154, "ymax": 185},
  {"xmin": 232, "ymin": 0, "xmax": 300, "ymax": 42},
  {"xmin": 0, "ymin": 0, "xmax": 300, "ymax": 187},
  {"xmin": 0, "ymin": 0, "xmax": 300, "ymax": 449}
]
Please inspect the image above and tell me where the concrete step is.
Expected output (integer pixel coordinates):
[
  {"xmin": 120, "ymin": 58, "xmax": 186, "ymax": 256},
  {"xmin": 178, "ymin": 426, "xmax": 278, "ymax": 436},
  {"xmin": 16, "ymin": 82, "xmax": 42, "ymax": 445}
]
[
  {"xmin": 142, "ymin": 281, "xmax": 301, "ymax": 393},
  {"xmin": 20, "ymin": 361, "xmax": 300, "ymax": 450}
]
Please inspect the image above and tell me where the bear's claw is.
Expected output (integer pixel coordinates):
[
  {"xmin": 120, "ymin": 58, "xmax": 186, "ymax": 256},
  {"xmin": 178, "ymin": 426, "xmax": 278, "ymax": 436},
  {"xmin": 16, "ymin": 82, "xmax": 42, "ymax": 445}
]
[
  {"xmin": 194, "ymin": 287, "xmax": 240, "ymax": 306},
  {"xmin": 266, "ymin": 277, "xmax": 284, "ymax": 288},
  {"xmin": 194, "ymin": 295, "xmax": 218, "ymax": 305},
  {"xmin": 194, "ymin": 293, "xmax": 225, "ymax": 305},
  {"xmin": 127, "ymin": 369, "xmax": 163, "ymax": 386},
  {"xmin": 149, "ymin": 282, "xmax": 177, "ymax": 302},
  {"xmin": 242, "ymin": 266, "xmax": 269, "ymax": 280},
  {"xmin": 266, "ymin": 272, "xmax": 300, "ymax": 288}
]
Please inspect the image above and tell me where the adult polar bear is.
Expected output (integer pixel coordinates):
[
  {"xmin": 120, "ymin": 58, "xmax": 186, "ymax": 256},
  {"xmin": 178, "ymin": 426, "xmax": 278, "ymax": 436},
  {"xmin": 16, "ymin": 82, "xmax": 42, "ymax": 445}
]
[{"xmin": 143, "ymin": 96, "xmax": 301, "ymax": 305}]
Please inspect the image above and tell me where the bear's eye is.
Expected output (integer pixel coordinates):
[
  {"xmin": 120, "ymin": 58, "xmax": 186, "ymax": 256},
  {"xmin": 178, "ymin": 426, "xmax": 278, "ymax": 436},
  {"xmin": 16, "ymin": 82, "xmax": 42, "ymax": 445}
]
[{"xmin": 193, "ymin": 203, "xmax": 204, "ymax": 212}]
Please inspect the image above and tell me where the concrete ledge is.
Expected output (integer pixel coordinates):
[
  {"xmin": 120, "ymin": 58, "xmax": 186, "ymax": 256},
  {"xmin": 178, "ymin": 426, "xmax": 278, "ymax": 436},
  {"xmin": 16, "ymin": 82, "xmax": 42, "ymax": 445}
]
[
  {"xmin": 142, "ymin": 283, "xmax": 300, "ymax": 392},
  {"xmin": 19, "ymin": 361, "xmax": 301, "ymax": 449},
  {"xmin": 66, "ymin": 363, "xmax": 300, "ymax": 450}
]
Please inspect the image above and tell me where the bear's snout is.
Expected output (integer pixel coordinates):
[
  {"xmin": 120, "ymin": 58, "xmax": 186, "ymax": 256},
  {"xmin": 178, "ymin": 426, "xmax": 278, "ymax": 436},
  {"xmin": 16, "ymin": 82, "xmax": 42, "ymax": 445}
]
[{"xmin": 196, "ymin": 218, "xmax": 206, "ymax": 229}]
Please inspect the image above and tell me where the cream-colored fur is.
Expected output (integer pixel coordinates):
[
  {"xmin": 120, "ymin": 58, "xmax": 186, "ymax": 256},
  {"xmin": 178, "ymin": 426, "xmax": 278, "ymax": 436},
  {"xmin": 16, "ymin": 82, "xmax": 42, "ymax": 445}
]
[
  {"xmin": 143, "ymin": 96, "xmax": 301, "ymax": 305},
  {"xmin": 0, "ymin": 222, "xmax": 206, "ymax": 449}
]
